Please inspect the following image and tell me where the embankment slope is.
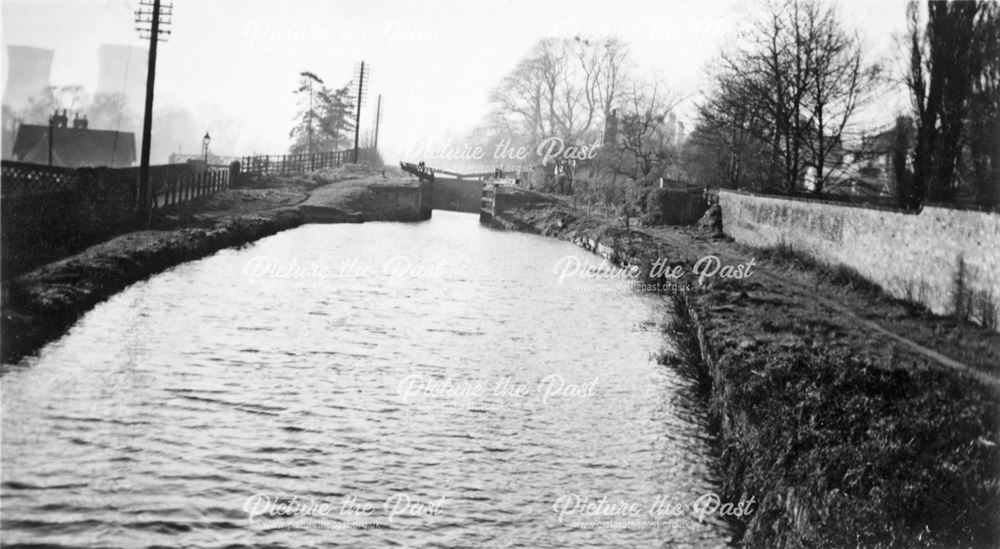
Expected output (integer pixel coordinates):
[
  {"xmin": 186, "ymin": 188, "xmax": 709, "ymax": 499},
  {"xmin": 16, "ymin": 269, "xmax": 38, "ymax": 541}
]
[{"xmin": 490, "ymin": 188, "xmax": 1000, "ymax": 548}]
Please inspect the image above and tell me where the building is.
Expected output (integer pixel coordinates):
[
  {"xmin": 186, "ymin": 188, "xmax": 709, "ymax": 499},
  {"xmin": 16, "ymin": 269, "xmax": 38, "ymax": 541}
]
[
  {"xmin": 12, "ymin": 111, "xmax": 136, "ymax": 168},
  {"xmin": 830, "ymin": 124, "xmax": 906, "ymax": 199},
  {"xmin": 95, "ymin": 44, "xmax": 148, "ymax": 114},
  {"xmin": 2, "ymin": 45, "xmax": 54, "ymax": 111},
  {"xmin": 2, "ymin": 45, "xmax": 55, "ymax": 159}
]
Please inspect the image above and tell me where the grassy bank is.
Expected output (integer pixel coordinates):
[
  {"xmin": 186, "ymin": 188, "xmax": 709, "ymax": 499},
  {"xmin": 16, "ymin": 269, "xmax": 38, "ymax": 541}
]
[{"xmin": 491, "ymin": 189, "xmax": 1000, "ymax": 548}]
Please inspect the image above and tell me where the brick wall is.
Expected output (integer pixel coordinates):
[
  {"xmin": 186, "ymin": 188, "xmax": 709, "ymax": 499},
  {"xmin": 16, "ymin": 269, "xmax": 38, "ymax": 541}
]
[{"xmin": 719, "ymin": 190, "xmax": 1000, "ymax": 331}]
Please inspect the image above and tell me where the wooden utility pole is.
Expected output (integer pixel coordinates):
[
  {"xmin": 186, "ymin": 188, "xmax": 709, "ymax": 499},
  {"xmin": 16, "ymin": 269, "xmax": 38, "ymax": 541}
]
[
  {"xmin": 353, "ymin": 61, "xmax": 365, "ymax": 163},
  {"xmin": 136, "ymin": 0, "xmax": 171, "ymax": 212},
  {"xmin": 307, "ymin": 76, "xmax": 313, "ymax": 154},
  {"xmin": 373, "ymin": 94, "xmax": 382, "ymax": 152}
]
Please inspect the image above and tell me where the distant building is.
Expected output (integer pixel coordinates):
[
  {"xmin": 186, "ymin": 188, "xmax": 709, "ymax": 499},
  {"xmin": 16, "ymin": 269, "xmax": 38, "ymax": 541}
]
[
  {"xmin": 798, "ymin": 123, "xmax": 910, "ymax": 200},
  {"xmin": 2, "ymin": 45, "xmax": 54, "ymax": 111},
  {"xmin": 830, "ymin": 124, "xmax": 909, "ymax": 199},
  {"xmin": 2, "ymin": 108, "xmax": 17, "ymax": 160},
  {"xmin": 12, "ymin": 111, "xmax": 136, "ymax": 168},
  {"xmin": 95, "ymin": 44, "xmax": 148, "ymax": 114}
]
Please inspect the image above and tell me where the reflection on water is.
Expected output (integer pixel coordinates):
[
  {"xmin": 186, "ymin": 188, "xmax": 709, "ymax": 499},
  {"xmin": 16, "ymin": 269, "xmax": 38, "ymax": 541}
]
[{"xmin": 2, "ymin": 211, "xmax": 734, "ymax": 548}]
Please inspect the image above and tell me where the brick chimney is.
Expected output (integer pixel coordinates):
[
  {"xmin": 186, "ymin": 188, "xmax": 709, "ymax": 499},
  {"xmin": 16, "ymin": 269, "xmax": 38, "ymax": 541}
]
[{"xmin": 72, "ymin": 113, "xmax": 88, "ymax": 129}]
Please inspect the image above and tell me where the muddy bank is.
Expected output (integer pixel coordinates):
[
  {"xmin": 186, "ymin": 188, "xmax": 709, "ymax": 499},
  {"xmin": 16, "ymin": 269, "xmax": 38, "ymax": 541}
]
[
  {"xmin": 300, "ymin": 176, "xmax": 431, "ymax": 222},
  {"xmin": 490, "ymin": 189, "xmax": 1000, "ymax": 548},
  {"xmin": 1, "ymin": 168, "xmax": 430, "ymax": 365},
  {"xmin": 1, "ymin": 210, "xmax": 306, "ymax": 365}
]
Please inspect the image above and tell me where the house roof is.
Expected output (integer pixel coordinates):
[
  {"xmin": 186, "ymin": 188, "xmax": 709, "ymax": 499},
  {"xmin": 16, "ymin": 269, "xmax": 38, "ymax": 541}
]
[{"xmin": 12, "ymin": 124, "xmax": 136, "ymax": 167}]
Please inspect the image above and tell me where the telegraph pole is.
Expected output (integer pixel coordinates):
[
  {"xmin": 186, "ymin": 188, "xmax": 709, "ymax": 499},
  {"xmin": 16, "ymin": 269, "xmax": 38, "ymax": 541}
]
[
  {"xmin": 353, "ymin": 61, "xmax": 368, "ymax": 163},
  {"xmin": 373, "ymin": 94, "xmax": 382, "ymax": 153},
  {"xmin": 307, "ymin": 76, "xmax": 313, "ymax": 154},
  {"xmin": 135, "ymin": 0, "xmax": 172, "ymax": 212}
]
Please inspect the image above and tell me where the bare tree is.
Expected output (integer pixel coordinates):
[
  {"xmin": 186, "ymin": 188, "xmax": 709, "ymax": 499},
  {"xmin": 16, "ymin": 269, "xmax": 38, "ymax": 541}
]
[
  {"xmin": 602, "ymin": 81, "xmax": 683, "ymax": 180},
  {"xmin": 699, "ymin": 0, "xmax": 879, "ymax": 195},
  {"xmin": 88, "ymin": 93, "xmax": 137, "ymax": 132},
  {"xmin": 800, "ymin": 3, "xmax": 881, "ymax": 195},
  {"xmin": 21, "ymin": 85, "xmax": 87, "ymax": 124},
  {"xmin": 695, "ymin": 67, "xmax": 775, "ymax": 191},
  {"xmin": 487, "ymin": 36, "xmax": 631, "ymax": 151}
]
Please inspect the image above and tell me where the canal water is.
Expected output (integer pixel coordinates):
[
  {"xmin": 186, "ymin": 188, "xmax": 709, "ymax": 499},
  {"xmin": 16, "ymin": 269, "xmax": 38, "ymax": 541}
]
[{"xmin": 1, "ymin": 211, "xmax": 734, "ymax": 548}]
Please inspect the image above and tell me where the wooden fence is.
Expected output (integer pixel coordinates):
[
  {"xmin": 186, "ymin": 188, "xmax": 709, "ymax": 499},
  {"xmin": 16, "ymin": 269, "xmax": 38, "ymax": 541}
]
[
  {"xmin": 148, "ymin": 163, "xmax": 234, "ymax": 208},
  {"xmin": 240, "ymin": 149, "xmax": 355, "ymax": 177},
  {"xmin": 1, "ymin": 160, "xmax": 236, "ymax": 277},
  {"xmin": 0, "ymin": 160, "xmax": 233, "ymax": 212}
]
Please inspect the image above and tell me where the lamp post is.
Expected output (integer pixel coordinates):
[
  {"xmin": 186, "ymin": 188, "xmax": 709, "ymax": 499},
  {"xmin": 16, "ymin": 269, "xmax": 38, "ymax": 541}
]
[{"xmin": 202, "ymin": 131, "xmax": 211, "ymax": 163}]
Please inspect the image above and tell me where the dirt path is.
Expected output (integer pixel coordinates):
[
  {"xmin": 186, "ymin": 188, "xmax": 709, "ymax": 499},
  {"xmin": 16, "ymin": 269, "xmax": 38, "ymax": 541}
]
[
  {"xmin": 638, "ymin": 225, "xmax": 1000, "ymax": 387},
  {"xmin": 500, "ymin": 190, "xmax": 1000, "ymax": 386}
]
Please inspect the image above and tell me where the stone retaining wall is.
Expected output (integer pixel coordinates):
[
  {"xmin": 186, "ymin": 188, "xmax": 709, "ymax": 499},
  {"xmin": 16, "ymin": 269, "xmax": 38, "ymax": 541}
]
[{"xmin": 719, "ymin": 190, "xmax": 1000, "ymax": 330}]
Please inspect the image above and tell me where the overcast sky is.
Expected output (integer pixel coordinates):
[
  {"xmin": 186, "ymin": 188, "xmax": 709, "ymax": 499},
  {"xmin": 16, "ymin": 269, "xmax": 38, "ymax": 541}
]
[{"xmin": 2, "ymin": 0, "xmax": 911, "ymax": 163}]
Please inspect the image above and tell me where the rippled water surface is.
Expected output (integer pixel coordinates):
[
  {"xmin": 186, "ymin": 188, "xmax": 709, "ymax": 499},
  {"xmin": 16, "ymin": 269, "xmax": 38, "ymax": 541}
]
[{"xmin": 2, "ymin": 211, "xmax": 732, "ymax": 548}]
